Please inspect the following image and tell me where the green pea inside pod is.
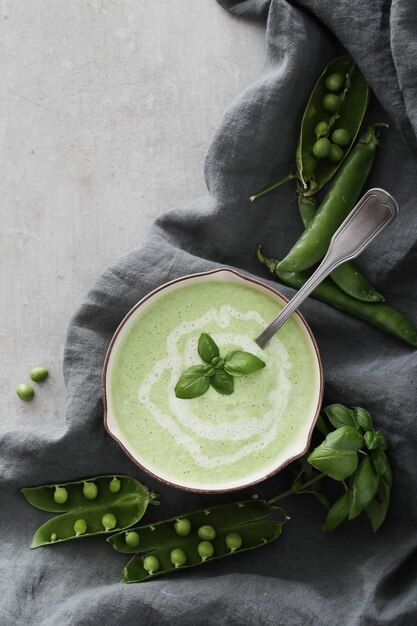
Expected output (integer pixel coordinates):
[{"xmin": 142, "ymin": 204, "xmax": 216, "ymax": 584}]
[
  {"xmin": 312, "ymin": 137, "xmax": 331, "ymax": 159},
  {"xmin": 328, "ymin": 144, "xmax": 344, "ymax": 162},
  {"xmin": 21, "ymin": 475, "xmax": 157, "ymax": 548},
  {"xmin": 197, "ymin": 525, "xmax": 216, "ymax": 541},
  {"xmin": 83, "ymin": 481, "xmax": 98, "ymax": 500},
  {"xmin": 225, "ymin": 532, "xmax": 243, "ymax": 551},
  {"xmin": 143, "ymin": 555, "xmax": 160, "ymax": 574},
  {"xmin": 125, "ymin": 531, "xmax": 140, "ymax": 547},
  {"xmin": 296, "ymin": 54, "xmax": 370, "ymax": 196},
  {"xmin": 325, "ymin": 72, "xmax": 345, "ymax": 92},
  {"xmin": 170, "ymin": 548, "xmax": 187, "ymax": 568},
  {"xmin": 174, "ymin": 518, "xmax": 191, "ymax": 536},
  {"xmin": 109, "ymin": 477, "xmax": 121, "ymax": 493},
  {"xmin": 110, "ymin": 499, "xmax": 286, "ymax": 582},
  {"xmin": 74, "ymin": 518, "xmax": 87, "ymax": 536},
  {"xmin": 314, "ymin": 121, "xmax": 329, "ymax": 138},
  {"xmin": 332, "ymin": 128, "xmax": 351, "ymax": 146},
  {"xmin": 198, "ymin": 541, "xmax": 214, "ymax": 561}
]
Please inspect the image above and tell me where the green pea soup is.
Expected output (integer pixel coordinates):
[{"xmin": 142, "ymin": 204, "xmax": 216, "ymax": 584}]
[{"xmin": 105, "ymin": 271, "xmax": 322, "ymax": 491}]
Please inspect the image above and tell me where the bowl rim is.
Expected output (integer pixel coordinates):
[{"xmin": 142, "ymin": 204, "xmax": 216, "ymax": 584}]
[{"xmin": 102, "ymin": 267, "xmax": 324, "ymax": 493}]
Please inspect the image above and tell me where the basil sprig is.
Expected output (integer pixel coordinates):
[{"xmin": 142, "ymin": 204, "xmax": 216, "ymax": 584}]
[
  {"xmin": 175, "ymin": 333, "xmax": 266, "ymax": 399},
  {"xmin": 270, "ymin": 404, "xmax": 392, "ymax": 533}
]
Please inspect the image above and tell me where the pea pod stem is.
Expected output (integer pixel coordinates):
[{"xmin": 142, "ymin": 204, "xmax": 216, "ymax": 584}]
[
  {"xmin": 249, "ymin": 172, "xmax": 297, "ymax": 202},
  {"xmin": 257, "ymin": 245, "xmax": 417, "ymax": 347},
  {"xmin": 268, "ymin": 473, "xmax": 326, "ymax": 504}
]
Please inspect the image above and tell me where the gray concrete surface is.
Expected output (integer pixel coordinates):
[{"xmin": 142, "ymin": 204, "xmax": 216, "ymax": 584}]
[{"xmin": 1, "ymin": 1, "xmax": 265, "ymax": 431}]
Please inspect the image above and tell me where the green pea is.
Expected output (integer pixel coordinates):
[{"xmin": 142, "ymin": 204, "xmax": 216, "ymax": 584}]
[
  {"xmin": 143, "ymin": 555, "xmax": 160, "ymax": 574},
  {"xmin": 53, "ymin": 486, "xmax": 68, "ymax": 504},
  {"xmin": 30, "ymin": 367, "xmax": 49, "ymax": 382},
  {"xmin": 322, "ymin": 93, "xmax": 340, "ymax": 112},
  {"xmin": 329, "ymin": 144, "xmax": 344, "ymax": 162},
  {"xmin": 197, "ymin": 541, "xmax": 214, "ymax": 561},
  {"xmin": 109, "ymin": 477, "xmax": 121, "ymax": 493},
  {"xmin": 325, "ymin": 72, "xmax": 345, "ymax": 92},
  {"xmin": 83, "ymin": 481, "xmax": 98, "ymax": 500},
  {"xmin": 125, "ymin": 531, "xmax": 140, "ymax": 547},
  {"xmin": 102, "ymin": 513, "xmax": 117, "ymax": 530},
  {"xmin": 314, "ymin": 121, "xmax": 329, "ymax": 138},
  {"xmin": 312, "ymin": 137, "xmax": 331, "ymax": 159},
  {"xmin": 50, "ymin": 533, "xmax": 57, "ymax": 542},
  {"xmin": 197, "ymin": 525, "xmax": 216, "ymax": 541},
  {"xmin": 331, "ymin": 128, "xmax": 351, "ymax": 146},
  {"xmin": 170, "ymin": 548, "xmax": 187, "ymax": 568},
  {"xmin": 225, "ymin": 532, "xmax": 242, "ymax": 551},
  {"xmin": 74, "ymin": 518, "xmax": 87, "ymax": 535},
  {"xmin": 16, "ymin": 383, "xmax": 35, "ymax": 401},
  {"xmin": 174, "ymin": 518, "xmax": 191, "ymax": 536}
]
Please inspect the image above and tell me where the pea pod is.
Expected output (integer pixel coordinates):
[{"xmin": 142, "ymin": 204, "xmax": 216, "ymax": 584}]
[
  {"xmin": 298, "ymin": 197, "xmax": 384, "ymax": 302},
  {"xmin": 250, "ymin": 55, "xmax": 370, "ymax": 202},
  {"xmin": 108, "ymin": 499, "xmax": 285, "ymax": 583},
  {"xmin": 21, "ymin": 475, "xmax": 158, "ymax": 548},
  {"xmin": 279, "ymin": 124, "xmax": 387, "ymax": 272},
  {"xmin": 257, "ymin": 246, "xmax": 417, "ymax": 347}
]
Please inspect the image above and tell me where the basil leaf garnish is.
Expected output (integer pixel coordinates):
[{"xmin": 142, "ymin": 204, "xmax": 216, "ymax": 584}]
[
  {"xmin": 175, "ymin": 365, "xmax": 211, "ymax": 399},
  {"xmin": 324, "ymin": 426, "xmax": 363, "ymax": 451},
  {"xmin": 353, "ymin": 407, "xmax": 373, "ymax": 431},
  {"xmin": 224, "ymin": 351, "xmax": 266, "ymax": 376},
  {"xmin": 198, "ymin": 333, "xmax": 220, "ymax": 364},
  {"xmin": 365, "ymin": 478, "xmax": 391, "ymax": 532},
  {"xmin": 307, "ymin": 446, "xmax": 358, "ymax": 481},
  {"xmin": 210, "ymin": 369, "xmax": 234, "ymax": 395}
]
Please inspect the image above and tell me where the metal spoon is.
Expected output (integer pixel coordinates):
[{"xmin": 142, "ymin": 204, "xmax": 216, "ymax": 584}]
[{"xmin": 255, "ymin": 188, "xmax": 399, "ymax": 349}]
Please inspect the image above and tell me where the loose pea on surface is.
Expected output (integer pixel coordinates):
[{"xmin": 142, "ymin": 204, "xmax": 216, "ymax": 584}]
[
  {"xmin": 331, "ymin": 128, "xmax": 351, "ymax": 146},
  {"xmin": 50, "ymin": 533, "xmax": 57, "ymax": 542},
  {"xmin": 198, "ymin": 541, "xmax": 214, "ymax": 561},
  {"xmin": 53, "ymin": 486, "xmax": 68, "ymax": 504},
  {"xmin": 312, "ymin": 137, "xmax": 331, "ymax": 159},
  {"xmin": 16, "ymin": 383, "xmax": 35, "ymax": 401},
  {"xmin": 225, "ymin": 532, "xmax": 243, "ymax": 551},
  {"xmin": 125, "ymin": 531, "xmax": 140, "ymax": 547},
  {"xmin": 322, "ymin": 93, "xmax": 340, "ymax": 112},
  {"xmin": 74, "ymin": 519, "xmax": 87, "ymax": 536},
  {"xmin": 170, "ymin": 548, "xmax": 187, "ymax": 568},
  {"xmin": 197, "ymin": 525, "xmax": 216, "ymax": 541},
  {"xmin": 314, "ymin": 121, "xmax": 329, "ymax": 138},
  {"xmin": 109, "ymin": 477, "xmax": 121, "ymax": 493},
  {"xmin": 83, "ymin": 481, "xmax": 98, "ymax": 500},
  {"xmin": 30, "ymin": 367, "xmax": 49, "ymax": 382},
  {"xmin": 143, "ymin": 555, "xmax": 160, "ymax": 574},
  {"xmin": 102, "ymin": 513, "xmax": 117, "ymax": 530},
  {"xmin": 325, "ymin": 72, "xmax": 345, "ymax": 92},
  {"xmin": 329, "ymin": 144, "xmax": 344, "ymax": 162},
  {"xmin": 174, "ymin": 518, "xmax": 191, "ymax": 537}
]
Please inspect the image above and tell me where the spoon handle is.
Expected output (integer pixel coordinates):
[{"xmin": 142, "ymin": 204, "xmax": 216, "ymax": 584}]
[{"xmin": 255, "ymin": 188, "xmax": 399, "ymax": 349}]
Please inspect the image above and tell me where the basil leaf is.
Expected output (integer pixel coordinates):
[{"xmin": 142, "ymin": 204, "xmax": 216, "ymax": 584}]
[
  {"xmin": 224, "ymin": 351, "xmax": 266, "ymax": 376},
  {"xmin": 353, "ymin": 407, "xmax": 373, "ymax": 431},
  {"xmin": 324, "ymin": 426, "xmax": 364, "ymax": 451},
  {"xmin": 210, "ymin": 369, "xmax": 234, "ymax": 395},
  {"xmin": 198, "ymin": 333, "xmax": 219, "ymax": 363},
  {"xmin": 348, "ymin": 456, "xmax": 379, "ymax": 520},
  {"xmin": 365, "ymin": 478, "xmax": 390, "ymax": 532},
  {"xmin": 323, "ymin": 404, "xmax": 355, "ymax": 428},
  {"xmin": 323, "ymin": 491, "xmax": 351, "ymax": 532},
  {"xmin": 364, "ymin": 430, "xmax": 387, "ymax": 450},
  {"xmin": 371, "ymin": 449, "xmax": 392, "ymax": 488},
  {"xmin": 315, "ymin": 413, "xmax": 330, "ymax": 437},
  {"xmin": 175, "ymin": 365, "xmax": 211, "ymax": 399},
  {"xmin": 308, "ymin": 446, "xmax": 358, "ymax": 481}
]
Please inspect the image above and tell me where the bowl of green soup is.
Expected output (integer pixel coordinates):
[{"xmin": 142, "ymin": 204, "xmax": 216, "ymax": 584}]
[{"xmin": 102, "ymin": 268, "xmax": 323, "ymax": 493}]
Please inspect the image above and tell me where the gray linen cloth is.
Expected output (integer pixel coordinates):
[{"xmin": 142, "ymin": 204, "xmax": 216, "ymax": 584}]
[{"xmin": 2, "ymin": 1, "xmax": 417, "ymax": 624}]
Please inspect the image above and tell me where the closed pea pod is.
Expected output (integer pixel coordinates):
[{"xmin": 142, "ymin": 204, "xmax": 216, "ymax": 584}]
[
  {"xmin": 109, "ymin": 499, "xmax": 286, "ymax": 583},
  {"xmin": 257, "ymin": 246, "xmax": 417, "ymax": 347},
  {"xmin": 297, "ymin": 197, "xmax": 384, "ymax": 302},
  {"xmin": 21, "ymin": 475, "xmax": 158, "ymax": 548}
]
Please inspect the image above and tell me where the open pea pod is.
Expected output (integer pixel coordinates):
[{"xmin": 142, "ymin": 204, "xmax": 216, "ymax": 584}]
[
  {"xmin": 108, "ymin": 499, "xmax": 285, "ymax": 583},
  {"xmin": 297, "ymin": 55, "xmax": 370, "ymax": 196},
  {"xmin": 109, "ymin": 498, "xmax": 276, "ymax": 554},
  {"xmin": 21, "ymin": 475, "xmax": 157, "ymax": 548}
]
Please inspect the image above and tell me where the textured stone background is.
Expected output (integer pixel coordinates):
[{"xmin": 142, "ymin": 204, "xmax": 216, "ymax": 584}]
[{"xmin": 1, "ymin": 0, "xmax": 265, "ymax": 431}]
